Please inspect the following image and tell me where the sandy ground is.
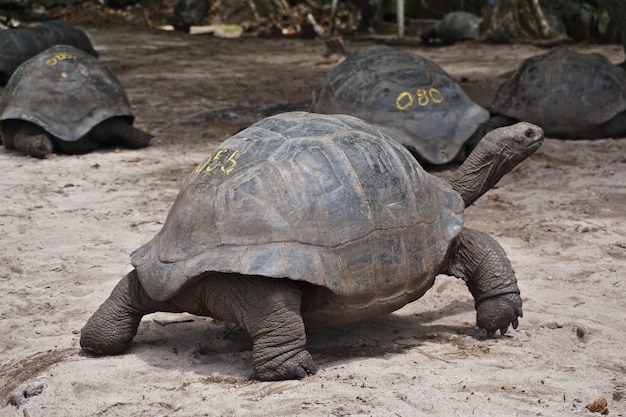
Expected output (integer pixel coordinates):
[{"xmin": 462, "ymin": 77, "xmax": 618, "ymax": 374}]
[{"xmin": 1, "ymin": 27, "xmax": 625, "ymax": 416}]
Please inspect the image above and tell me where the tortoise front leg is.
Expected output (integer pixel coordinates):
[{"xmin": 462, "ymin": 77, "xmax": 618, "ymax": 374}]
[
  {"xmin": 5, "ymin": 122, "xmax": 54, "ymax": 158},
  {"xmin": 442, "ymin": 227, "xmax": 523, "ymax": 336}
]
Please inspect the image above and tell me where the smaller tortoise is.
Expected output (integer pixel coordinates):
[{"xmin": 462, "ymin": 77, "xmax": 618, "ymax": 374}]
[
  {"xmin": 35, "ymin": 20, "xmax": 99, "ymax": 57},
  {"xmin": 0, "ymin": 45, "xmax": 152, "ymax": 158},
  {"xmin": 471, "ymin": 47, "xmax": 626, "ymax": 141},
  {"xmin": 172, "ymin": 0, "xmax": 211, "ymax": 33},
  {"xmin": 81, "ymin": 111, "xmax": 543, "ymax": 381},
  {"xmin": 0, "ymin": 29, "xmax": 51, "ymax": 86},
  {"xmin": 421, "ymin": 11, "xmax": 480, "ymax": 44},
  {"xmin": 311, "ymin": 45, "xmax": 489, "ymax": 165}
]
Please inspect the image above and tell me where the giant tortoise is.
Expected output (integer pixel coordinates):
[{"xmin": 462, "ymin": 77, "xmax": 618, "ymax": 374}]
[
  {"xmin": 471, "ymin": 47, "xmax": 626, "ymax": 141},
  {"xmin": 34, "ymin": 20, "xmax": 99, "ymax": 57},
  {"xmin": 0, "ymin": 29, "xmax": 51, "ymax": 85},
  {"xmin": 311, "ymin": 45, "xmax": 489, "ymax": 165},
  {"xmin": 420, "ymin": 11, "xmax": 480, "ymax": 44},
  {"xmin": 0, "ymin": 45, "xmax": 152, "ymax": 158},
  {"xmin": 80, "ymin": 112, "xmax": 543, "ymax": 380},
  {"xmin": 80, "ymin": 112, "xmax": 543, "ymax": 381}
]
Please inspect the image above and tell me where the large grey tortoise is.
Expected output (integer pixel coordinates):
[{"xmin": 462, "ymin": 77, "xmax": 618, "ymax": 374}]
[
  {"xmin": 0, "ymin": 29, "xmax": 51, "ymax": 86},
  {"xmin": 311, "ymin": 45, "xmax": 489, "ymax": 165},
  {"xmin": 34, "ymin": 20, "xmax": 99, "ymax": 57},
  {"xmin": 471, "ymin": 47, "xmax": 626, "ymax": 142},
  {"xmin": 420, "ymin": 11, "xmax": 480, "ymax": 44},
  {"xmin": 80, "ymin": 112, "xmax": 543, "ymax": 381},
  {"xmin": 0, "ymin": 45, "xmax": 152, "ymax": 158}
]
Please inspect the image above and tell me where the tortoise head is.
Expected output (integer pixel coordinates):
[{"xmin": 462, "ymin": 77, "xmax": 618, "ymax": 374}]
[{"xmin": 449, "ymin": 122, "xmax": 544, "ymax": 207}]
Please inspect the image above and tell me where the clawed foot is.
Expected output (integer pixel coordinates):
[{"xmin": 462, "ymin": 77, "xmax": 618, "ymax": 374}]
[
  {"xmin": 255, "ymin": 350, "xmax": 318, "ymax": 381},
  {"xmin": 474, "ymin": 293, "xmax": 523, "ymax": 338}
]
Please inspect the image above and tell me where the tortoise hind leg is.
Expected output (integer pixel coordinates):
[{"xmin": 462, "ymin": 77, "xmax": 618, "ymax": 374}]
[
  {"xmin": 81, "ymin": 269, "xmax": 205, "ymax": 355},
  {"xmin": 598, "ymin": 111, "xmax": 626, "ymax": 139},
  {"xmin": 54, "ymin": 136, "xmax": 99, "ymax": 155},
  {"xmin": 91, "ymin": 117, "xmax": 153, "ymax": 149},
  {"xmin": 59, "ymin": 118, "xmax": 152, "ymax": 154},
  {"xmin": 80, "ymin": 269, "xmax": 200, "ymax": 354},
  {"xmin": 186, "ymin": 274, "xmax": 318, "ymax": 380},
  {"xmin": 81, "ymin": 271, "xmax": 318, "ymax": 380},
  {"xmin": 80, "ymin": 269, "xmax": 165, "ymax": 355}
]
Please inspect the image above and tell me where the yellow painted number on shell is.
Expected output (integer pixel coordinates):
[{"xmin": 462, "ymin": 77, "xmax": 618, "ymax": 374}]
[
  {"xmin": 395, "ymin": 87, "xmax": 444, "ymax": 110},
  {"xmin": 395, "ymin": 92, "xmax": 414, "ymax": 110},
  {"xmin": 429, "ymin": 87, "xmax": 444, "ymax": 104},
  {"xmin": 196, "ymin": 149, "xmax": 239, "ymax": 175},
  {"xmin": 45, "ymin": 52, "xmax": 75, "ymax": 67}
]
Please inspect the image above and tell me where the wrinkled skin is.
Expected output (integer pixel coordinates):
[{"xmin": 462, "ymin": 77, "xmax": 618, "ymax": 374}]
[
  {"xmin": 80, "ymin": 271, "xmax": 317, "ymax": 380},
  {"xmin": 443, "ymin": 228, "xmax": 522, "ymax": 335},
  {"xmin": 449, "ymin": 120, "xmax": 543, "ymax": 207},
  {"xmin": 81, "ymin": 122, "xmax": 543, "ymax": 381},
  {"xmin": 0, "ymin": 117, "xmax": 152, "ymax": 158}
]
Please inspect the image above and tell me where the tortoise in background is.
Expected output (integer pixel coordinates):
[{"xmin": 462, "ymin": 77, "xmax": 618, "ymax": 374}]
[
  {"xmin": 0, "ymin": 45, "xmax": 152, "ymax": 158},
  {"xmin": 172, "ymin": 0, "xmax": 211, "ymax": 33},
  {"xmin": 35, "ymin": 20, "xmax": 99, "ymax": 57},
  {"xmin": 0, "ymin": 29, "xmax": 51, "ymax": 85},
  {"xmin": 81, "ymin": 111, "xmax": 543, "ymax": 381},
  {"xmin": 471, "ymin": 47, "xmax": 626, "ymax": 141},
  {"xmin": 311, "ymin": 45, "xmax": 489, "ymax": 165},
  {"xmin": 421, "ymin": 11, "xmax": 480, "ymax": 44}
]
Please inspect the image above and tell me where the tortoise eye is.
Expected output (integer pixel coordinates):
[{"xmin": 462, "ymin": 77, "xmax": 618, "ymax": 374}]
[{"xmin": 524, "ymin": 128, "xmax": 535, "ymax": 138}]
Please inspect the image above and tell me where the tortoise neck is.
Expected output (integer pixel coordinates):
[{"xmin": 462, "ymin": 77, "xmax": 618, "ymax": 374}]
[
  {"xmin": 448, "ymin": 122, "xmax": 544, "ymax": 207},
  {"xmin": 448, "ymin": 141, "xmax": 513, "ymax": 208}
]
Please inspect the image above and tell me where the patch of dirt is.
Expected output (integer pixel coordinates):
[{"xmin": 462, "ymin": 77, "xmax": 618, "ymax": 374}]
[
  {"xmin": 1, "ymin": 26, "xmax": 625, "ymax": 417},
  {"xmin": 0, "ymin": 349, "xmax": 74, "ymax": 404}
]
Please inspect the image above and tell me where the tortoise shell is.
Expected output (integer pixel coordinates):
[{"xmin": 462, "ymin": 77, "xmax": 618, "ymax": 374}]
[
  {"xmin": 0, "ymin": 45, "xmax": 134, "ymax": 142},
  {"xmin": 489, "ymin": 47, "xmax": 626, "ymax": 138},
  {"xmin": 0, "ymin": 29, "xmax": 51, "ymax": 85},
  {"xmin": 311, "ymin": 45, "xmax": 489, "ymax": 164},
  {"xmin": 35, "ymin": 21, "xmax": 99, "ymax": 57},
  {"xmin": 131, "ymin": 112, "xmax": 464, "ymax": 323},
  {"xmin": 432, "ymin": 11, "xmax": 480, "ymax": 43}
]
